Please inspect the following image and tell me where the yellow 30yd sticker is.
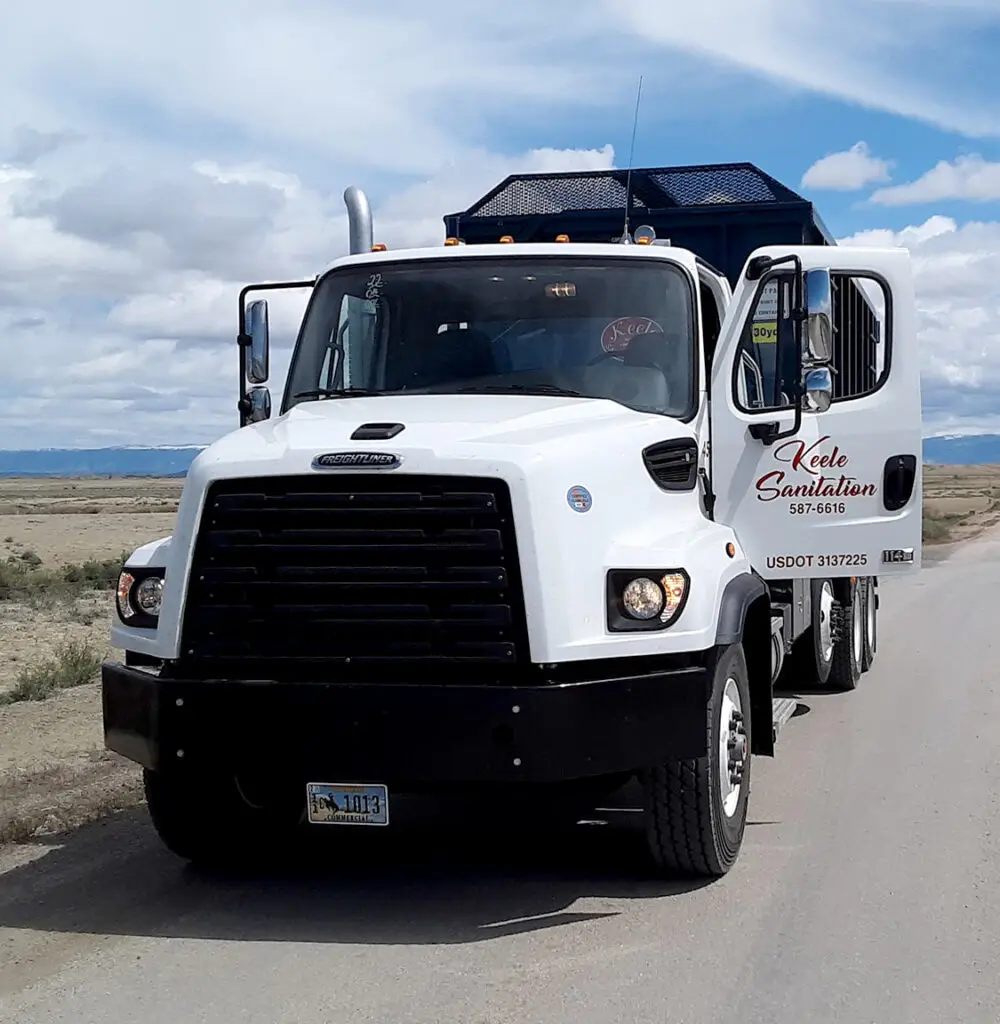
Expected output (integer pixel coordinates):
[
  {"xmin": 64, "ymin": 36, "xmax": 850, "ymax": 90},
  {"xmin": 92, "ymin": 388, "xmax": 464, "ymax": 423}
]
[{"xmin": 752, "ymin": 321, "xmax": 777, "ymax": 344}]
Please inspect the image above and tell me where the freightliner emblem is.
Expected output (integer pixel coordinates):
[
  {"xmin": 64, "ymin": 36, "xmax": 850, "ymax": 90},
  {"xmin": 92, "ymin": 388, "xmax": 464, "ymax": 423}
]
[{"xmin": 312, "ymin": 451, "xmax": 402, "ymax": 469}]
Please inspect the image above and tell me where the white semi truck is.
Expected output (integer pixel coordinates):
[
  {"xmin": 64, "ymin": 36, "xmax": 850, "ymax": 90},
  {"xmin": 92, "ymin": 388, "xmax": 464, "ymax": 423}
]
[{"xmin": 104, "ymin": 163, "xmax": 922, "ymax": 877}]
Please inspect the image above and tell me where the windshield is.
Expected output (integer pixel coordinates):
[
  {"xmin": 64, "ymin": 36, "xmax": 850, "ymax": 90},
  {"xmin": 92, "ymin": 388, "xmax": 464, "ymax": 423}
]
[{"xmin": 283, "ymin": 256, "xmax": 697, "ymax": 418}]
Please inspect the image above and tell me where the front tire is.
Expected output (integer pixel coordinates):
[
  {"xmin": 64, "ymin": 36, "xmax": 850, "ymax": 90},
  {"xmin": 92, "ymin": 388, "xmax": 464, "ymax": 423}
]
[
  {"xmin": 144, "ymin": 768, "xmax": 298, "ymax": 868},
  {"xmin": 641, "ymin": 643, "xmax": 751, "ymax": 878}
]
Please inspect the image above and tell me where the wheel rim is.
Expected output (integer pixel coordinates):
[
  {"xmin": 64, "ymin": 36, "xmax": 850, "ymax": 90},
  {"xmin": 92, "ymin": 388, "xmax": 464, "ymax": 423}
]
[
  {"xmin": 866, "ymin": 582, "xmax": 876, "ymax": 652},
  {"xmin": 818, "ymin": 581, "xmax": 835, "ymax": 664},
  {"xmin": 719, "ymin": 677, "xmax": 746, "ymax": 818},
  {"xmin": 852, "ymin": 589, "xmax": 864, "ymax": 665}
]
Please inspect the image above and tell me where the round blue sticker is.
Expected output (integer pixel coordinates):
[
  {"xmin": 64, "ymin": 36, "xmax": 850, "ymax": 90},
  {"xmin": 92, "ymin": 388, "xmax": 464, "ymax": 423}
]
[{"xmin": 567, "ymin": 485, "xmax": 593, "ymax": 513}]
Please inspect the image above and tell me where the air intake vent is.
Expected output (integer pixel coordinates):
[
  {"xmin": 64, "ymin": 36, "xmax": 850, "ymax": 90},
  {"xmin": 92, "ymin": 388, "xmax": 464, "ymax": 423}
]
[{"xmin": 642, "ymin": 439, "xmax": 698, "ymax": 491}]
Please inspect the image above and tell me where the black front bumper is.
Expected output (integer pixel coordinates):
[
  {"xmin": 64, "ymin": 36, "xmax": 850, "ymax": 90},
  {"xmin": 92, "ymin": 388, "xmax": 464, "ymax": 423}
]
[{"xmin": 102, "ymin": 659, "xmax": 711, "ymax": 786}]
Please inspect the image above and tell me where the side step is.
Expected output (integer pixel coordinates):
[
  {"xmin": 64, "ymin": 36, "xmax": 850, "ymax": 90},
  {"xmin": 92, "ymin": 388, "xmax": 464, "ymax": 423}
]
[{"xmin": 771, "ymin": 697, "xmax": 799, "ymax": 743}]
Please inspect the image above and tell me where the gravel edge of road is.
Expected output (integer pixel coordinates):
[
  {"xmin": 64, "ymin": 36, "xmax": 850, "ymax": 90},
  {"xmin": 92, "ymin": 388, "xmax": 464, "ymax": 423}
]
[{"xmin": 0, "ymin": 752, "xmax": 144, "ymax": 847}]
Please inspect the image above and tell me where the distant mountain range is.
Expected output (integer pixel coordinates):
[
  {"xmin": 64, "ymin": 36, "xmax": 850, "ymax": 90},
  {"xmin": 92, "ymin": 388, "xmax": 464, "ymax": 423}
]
[
  {"xmin": 0, "ymin": 434, "xmax": 998, "ymax": 477},
  {"xmin": 922, "ymin": 434, "xmax": 1000, "ymax": 466},
  {"xmin": 0, "ymin": 446, "xmax": 206, "ymax": 477}
]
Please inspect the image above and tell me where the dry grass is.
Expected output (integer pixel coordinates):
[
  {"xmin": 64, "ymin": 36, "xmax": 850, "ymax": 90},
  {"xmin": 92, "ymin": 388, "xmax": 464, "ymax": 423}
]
[
  {"xmin": 0, "ymin": 639, "xmax": 104, "ymax": 706},
  {"xmin": 0, "ymin": 750, "xmax": 144, "ymax": 846},
  {"xmin": 923, "ymin": 464, "xmax": 1000, "ymax": 545},
  {"xmin": 0, "ymin": 476, "xmax": 180, "ymax": 843}
]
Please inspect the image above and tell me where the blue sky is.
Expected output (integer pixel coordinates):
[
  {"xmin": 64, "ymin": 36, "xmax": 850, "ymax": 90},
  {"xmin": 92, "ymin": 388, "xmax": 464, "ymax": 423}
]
[{"xmin": 2, "ymin": 0, "xmax": 1000, "ymax": 447}]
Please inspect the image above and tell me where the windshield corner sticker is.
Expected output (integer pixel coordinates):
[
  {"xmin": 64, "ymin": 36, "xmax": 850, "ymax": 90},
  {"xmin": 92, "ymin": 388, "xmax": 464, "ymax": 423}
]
[
  {"xmin": 755, "ymin": 435, "xmax": 878, "ymax": 514},
  {"xmin": 364, "ymin": 272, "xmax": 384, "ymax": 301},
  {"xmin": 600, "ymin": 316, "xmax": 663, "ymax": 354},
  {"xmin": 567, "ymin": 485, "xmax": 593, "ymax": 513}
]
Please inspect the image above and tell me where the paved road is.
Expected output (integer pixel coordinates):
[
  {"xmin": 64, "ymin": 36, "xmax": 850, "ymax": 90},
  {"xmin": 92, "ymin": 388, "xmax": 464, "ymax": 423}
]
[{"xmin": 1, "ymin": 539, "xmax": 998, "ymax": 1024}]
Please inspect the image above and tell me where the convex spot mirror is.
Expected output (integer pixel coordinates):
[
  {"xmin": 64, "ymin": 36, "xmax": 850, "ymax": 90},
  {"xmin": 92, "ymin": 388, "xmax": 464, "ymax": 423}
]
[
  {"xmin": 245, "ymin": 385, "xmax": 271, "ymax": 424},
  {"xmin": 245, "ymin": 299, "xmax": 270, "ymax": 384},
  {"xmin": 802, "ymin": 366, "xmax": 833, "ymax": 414}
]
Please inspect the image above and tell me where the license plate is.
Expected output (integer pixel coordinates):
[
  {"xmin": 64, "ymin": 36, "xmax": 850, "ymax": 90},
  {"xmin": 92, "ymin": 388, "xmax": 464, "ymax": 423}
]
[{"xmin": 306, "ymin": 782, "xmax": 389, "ymax": 826}]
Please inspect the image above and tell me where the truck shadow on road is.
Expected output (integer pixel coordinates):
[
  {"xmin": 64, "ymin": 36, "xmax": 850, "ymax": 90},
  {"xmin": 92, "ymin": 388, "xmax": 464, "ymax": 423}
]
[{"xmin": 0, "ymin": 794, "xmax": 714, "ymax": 946}]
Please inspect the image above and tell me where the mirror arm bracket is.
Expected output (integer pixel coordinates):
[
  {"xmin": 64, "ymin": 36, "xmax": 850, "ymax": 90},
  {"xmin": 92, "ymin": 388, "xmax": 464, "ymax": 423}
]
[{"xmin": 748, "ymin": 403, "xmax": 802, "ymax": 447}]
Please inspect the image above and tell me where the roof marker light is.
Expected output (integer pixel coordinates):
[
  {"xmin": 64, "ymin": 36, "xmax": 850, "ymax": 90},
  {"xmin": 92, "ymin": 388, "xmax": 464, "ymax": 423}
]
[
  {"xmin": 371, "ymin": 243, "xmax": 388, "ymax": 251},
  {"xmin": 499, "ymin": 235, "xmax": 515, "ymax": 244},
  {"xmin": 555, "ymin": 234, "xmax": 570, "ymax": 243}
]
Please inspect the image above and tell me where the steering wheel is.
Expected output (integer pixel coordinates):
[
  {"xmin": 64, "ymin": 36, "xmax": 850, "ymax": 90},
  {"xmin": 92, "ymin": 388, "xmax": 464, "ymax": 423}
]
[{"xmin": 587, "ymin": 350, "xmax": 625, "ymax": 366}]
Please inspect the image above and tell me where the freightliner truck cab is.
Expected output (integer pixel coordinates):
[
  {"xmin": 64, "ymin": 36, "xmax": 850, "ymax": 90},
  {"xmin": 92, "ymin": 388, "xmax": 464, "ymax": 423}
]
[{"xmin": 103, "ymin": 163, "xmax": 922, "ymax": 878}]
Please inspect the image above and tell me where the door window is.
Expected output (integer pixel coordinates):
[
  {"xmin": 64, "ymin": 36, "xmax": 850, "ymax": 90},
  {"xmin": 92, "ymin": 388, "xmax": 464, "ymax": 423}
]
[{"xmin": 734, "ymin": 271, "xmax": 890, "ymax": 412}]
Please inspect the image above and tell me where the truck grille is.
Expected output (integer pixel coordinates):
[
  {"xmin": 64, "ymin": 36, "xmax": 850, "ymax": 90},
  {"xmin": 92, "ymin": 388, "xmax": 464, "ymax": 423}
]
[{"xmin": 178, "ymin": 474, "xmax": 530, "ymax": 679}]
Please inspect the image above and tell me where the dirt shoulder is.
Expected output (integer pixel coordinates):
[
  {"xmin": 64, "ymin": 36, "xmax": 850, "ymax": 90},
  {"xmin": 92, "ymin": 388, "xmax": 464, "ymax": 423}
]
[
  {"xmin": 0, "ymin": 682, "xmax": 144, "ymax": 845},
  {"xmin": 923, "ymin": 463, "xmax": 1000, "ymax": 545},
  {"xmin": 0, "ymin": 476, "xmax": 179, "ymax": 845}
]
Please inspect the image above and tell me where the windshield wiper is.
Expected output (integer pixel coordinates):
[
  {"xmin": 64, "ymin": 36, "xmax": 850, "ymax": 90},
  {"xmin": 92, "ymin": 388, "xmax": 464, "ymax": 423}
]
[
  {"xmin": 292, "ymin": 387, "xmax": 382, "ymax": 400},
  {"xmin": 450, "ymin": 384, "xmax": 586, "ymax": 398}
]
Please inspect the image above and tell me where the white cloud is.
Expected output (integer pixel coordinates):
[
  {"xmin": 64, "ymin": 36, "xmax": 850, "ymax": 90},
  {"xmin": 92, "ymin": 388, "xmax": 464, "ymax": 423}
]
[
  {"xmin": 870, "ymin": 154, "xmax": 1000, "ymax": 205},
  {"xmin": 2, "ymin": 0, "xmax": 1000, "ymax": 446},
  {"xmin": 801, "ymin": 142, "xmax": 893, "ymax": 191},
  {"xmin": 0, "ymin": 2, "xmax": 616, "ymax": 179},
  {"xmin": 840, "ymin": 215, "xmax": 1000, "ymax": 432},
  {"xmin": 0, "ymin": 142, "xmax": 617, "ymax": 447},
  {"xmin": 602, "ymin": 0, "xmax": 1000, "ymax": 138}
]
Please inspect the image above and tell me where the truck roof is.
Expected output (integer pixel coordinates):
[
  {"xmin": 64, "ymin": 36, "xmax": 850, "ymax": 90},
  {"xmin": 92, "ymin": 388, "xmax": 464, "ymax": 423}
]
[{"xmin": 443, "ymin": 162, "xmax": 836, "ymax": 287}]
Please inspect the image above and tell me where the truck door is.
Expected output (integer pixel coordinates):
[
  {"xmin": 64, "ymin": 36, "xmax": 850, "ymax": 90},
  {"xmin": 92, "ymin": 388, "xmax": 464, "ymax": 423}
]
[{"xmin": 710, "ymin": 246, "xmax": 922, "ymax": 580}]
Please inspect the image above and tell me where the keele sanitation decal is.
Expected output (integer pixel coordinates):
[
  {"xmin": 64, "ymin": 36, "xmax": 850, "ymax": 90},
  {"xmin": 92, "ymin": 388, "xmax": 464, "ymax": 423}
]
[
  {"xmin": 754, "ymin": 436, "xmax": 878, "ymax": 504},
  {"xmin": 600, "ymin": 316, "xmax": 663, "ymax": 353}
]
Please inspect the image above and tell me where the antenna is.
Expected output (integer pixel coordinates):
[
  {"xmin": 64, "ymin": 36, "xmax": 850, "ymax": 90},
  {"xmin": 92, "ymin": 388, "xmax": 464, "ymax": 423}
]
[{"xmin": 621, "ymin": 74, "xmax": 644, "ymax": 244}]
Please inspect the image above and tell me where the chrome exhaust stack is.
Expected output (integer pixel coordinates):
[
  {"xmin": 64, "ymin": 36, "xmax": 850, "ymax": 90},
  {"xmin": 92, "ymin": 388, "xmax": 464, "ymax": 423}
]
[{"xmin": 343, "ymin": 186, "xmax": 373, "ymax": 255}]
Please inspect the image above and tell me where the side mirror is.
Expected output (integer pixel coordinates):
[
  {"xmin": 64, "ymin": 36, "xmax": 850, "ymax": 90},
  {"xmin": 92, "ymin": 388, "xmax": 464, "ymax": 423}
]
[
  {"xmin": 245, "ymin": 385, "xmax": 271, "ymax": 424},
  {"xmin": 802, "ymin": 366, "xmax": 833, "ymax": 414},
  {"xmin": 246, "ymin": 299, "xmax": 270, "ymax": 384},
  {"xmin": 803, "ymin": 269, "xmax": 833, "ymax": 365}
]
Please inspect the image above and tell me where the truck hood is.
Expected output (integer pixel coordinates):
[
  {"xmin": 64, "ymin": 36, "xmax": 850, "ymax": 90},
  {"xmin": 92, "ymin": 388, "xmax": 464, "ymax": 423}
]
[
  {"xmin": 144, "ymin": 392, "xmax": 725, "ymax": 668},
  {"xmin": 195, "ymin": 393, "xmax": 696, "ymax": 472}
]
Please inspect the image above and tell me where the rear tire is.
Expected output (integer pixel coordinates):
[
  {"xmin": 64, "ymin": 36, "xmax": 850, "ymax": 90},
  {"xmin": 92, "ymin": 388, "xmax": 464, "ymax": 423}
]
[
  {"xmin": 641, "ymin": 643, "xmax": 751, "ymax": 878},
  {"xmin": 861, "ymin": 577, "xmax": 877, "ymax": 672},
  {"xmin": 829, "ymin": 579, "xmax": 863, "ymax": 691},
  {"xmin": 787, "ymin": 578, "xmax": 835, "ymax": 686}
]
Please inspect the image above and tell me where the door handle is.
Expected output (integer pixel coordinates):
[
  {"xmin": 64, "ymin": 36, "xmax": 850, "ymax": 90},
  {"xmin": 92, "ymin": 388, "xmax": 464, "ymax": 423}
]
[{"xmin": 882, "ymin": 454, "xmax": 917, "ymax": 511}]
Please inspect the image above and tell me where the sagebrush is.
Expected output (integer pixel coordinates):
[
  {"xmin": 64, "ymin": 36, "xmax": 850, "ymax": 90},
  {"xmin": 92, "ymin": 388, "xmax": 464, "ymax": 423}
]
[
  {"xmin": 0, "ymin": 552, "xmax": 125, "ymax": 603},
  {"xmin": 0, "ymin": 639, "xmax": 103, "ymax": 705}
]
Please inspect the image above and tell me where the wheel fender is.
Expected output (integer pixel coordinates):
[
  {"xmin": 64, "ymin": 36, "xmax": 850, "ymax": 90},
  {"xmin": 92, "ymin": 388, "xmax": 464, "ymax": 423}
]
[
  {"xmin": 715, "ymin": 573, "xmax": 774, "ymax": 757},
  {"xmin": 715, "ymin": 573, "xmax": 767, "ymax": 646}
]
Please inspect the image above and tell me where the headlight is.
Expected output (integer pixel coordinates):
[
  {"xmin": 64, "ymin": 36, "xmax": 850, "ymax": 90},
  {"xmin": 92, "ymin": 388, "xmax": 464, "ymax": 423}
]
[
  {"xmin": 607, "ymin": 569, "xmax": 689, "ymax": 632},
  {"xmin": 622, "ymin": 578, "xmax": 664, "ymax": 620},
  {"xmin": 134, "ymin": 576, "xmax": 164, "ymax": 616},
  {"xmin": 116, "ymin": 569, "xmax": 165, "ymax": 626}
]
